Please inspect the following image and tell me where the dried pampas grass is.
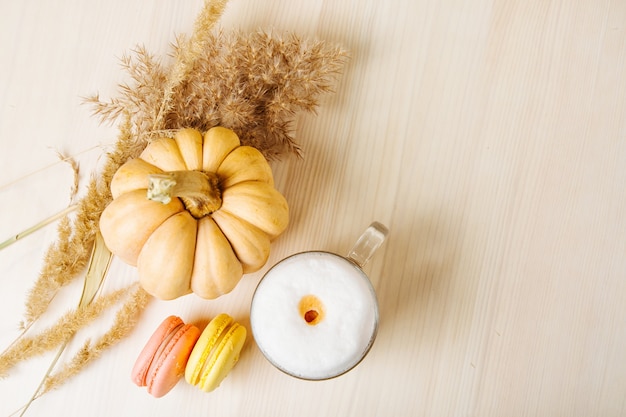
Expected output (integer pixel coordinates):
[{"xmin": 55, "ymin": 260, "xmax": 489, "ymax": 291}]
[
  {"xmin": 88, "ymin": 29, "xmax": 347, "ymax": 159},
  {"xmin": 0, "ymin": 286, "xmax": 131, "ymax": 377},
  {"xmin": 41, "ymin": 284, "xmax": 150, "ymax": 394},
  {"xmin": 1, "ymin": 0, "xmax": 346, "ymax": 405}
]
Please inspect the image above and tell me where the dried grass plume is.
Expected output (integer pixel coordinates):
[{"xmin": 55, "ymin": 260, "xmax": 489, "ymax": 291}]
[{"xmin": 88, "ymin": 29, "xmax": 347, "ymax": 159}]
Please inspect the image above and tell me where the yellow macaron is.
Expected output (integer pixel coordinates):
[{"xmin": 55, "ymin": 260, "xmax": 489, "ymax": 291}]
[{"xmin": 185, "ymin": 313, "xmax": 247, "ymax": 392}]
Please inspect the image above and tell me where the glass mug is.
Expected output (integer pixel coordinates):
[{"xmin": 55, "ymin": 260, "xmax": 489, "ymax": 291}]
[{"xmin": 250, "ymin": 222, "xmax": 388, "ymax": 380}]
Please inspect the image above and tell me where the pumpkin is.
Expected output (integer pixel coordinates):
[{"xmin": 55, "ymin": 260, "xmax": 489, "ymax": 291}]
[{"xmin": 99, "ymin": 127, "xmax": 289, "ymax": 300}]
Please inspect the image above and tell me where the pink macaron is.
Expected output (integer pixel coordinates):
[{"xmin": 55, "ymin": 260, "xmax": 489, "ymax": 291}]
[{"xmin": 131, "ymin": 315, "xmax": 201, "ymax": 397}]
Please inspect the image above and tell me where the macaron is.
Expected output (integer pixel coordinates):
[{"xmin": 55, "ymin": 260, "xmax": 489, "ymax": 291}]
[
  {"xmin": 185, "ymin": 313, "xmax": 247, "ymax": 392},
  {"xmin": 131, "ymin": 315, "xmax": 201, "ymax": 398}
]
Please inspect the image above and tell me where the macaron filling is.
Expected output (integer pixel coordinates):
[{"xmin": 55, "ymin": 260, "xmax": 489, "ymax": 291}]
[
  {"xmin": 197, "ymin": 323, "xmax": 241, "ymax": 386},
  {"xmin": 145, "ymin": 322, "xmax": 185, "ymax": 390},
  {"xmin": 186, "ymin": 316, "xmax": 231, "ymax": 385}
]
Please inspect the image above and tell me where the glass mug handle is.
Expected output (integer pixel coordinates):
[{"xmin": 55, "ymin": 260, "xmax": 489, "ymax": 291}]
[{"xmin": 347, "ymin": 222, "xmax": 389, "ymax": 268}]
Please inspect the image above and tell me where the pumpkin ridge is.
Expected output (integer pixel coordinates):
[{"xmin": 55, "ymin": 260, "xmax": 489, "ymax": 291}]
[
  {"xmin": 137, "ymin": 211, "xmax": 198, "ymax": 299},
  {"xmin": 190, "ymin": 217, "xmax": 243, "ymax": 299},
  {"xmin": 140, "ymin": 137, "xmax": 187, "ymax": 172},
  {"xmin": 219, "ymin": 181, "xmax": 289, "ymax": 238},
  {"xmin": 174, "ymin": 128, "xmax": 203, "ymax": 170},
  {"xmin": 99, "ymin": 189, "xmax": 185, "ymax": 266}
]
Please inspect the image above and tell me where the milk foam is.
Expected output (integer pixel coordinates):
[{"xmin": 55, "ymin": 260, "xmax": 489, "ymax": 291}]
[{"xmin": 251, "ymin": 251, "xmax": 378, "ymax": 379}]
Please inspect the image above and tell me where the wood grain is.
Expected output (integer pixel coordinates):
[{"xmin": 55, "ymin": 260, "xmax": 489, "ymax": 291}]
[{"xmin": 1, "ymin": 0, "xmax": 625, "ymax": 416}]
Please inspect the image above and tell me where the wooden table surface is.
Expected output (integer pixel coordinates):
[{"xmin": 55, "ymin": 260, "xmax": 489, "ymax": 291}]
[{"xmin": 1, "ymin": 1, "xmax": 625, "ymax": 416}]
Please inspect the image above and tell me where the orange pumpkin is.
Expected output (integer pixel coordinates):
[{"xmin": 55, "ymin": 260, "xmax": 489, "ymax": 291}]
[{"xmin": 99, "ymin": 127, "xmax": 289, "ymax": 300}]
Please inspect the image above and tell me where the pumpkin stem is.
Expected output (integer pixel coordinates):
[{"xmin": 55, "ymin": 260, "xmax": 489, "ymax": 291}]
[{"xmin": 147, "ymin": 171, "xmax": 222, "ymax": 218}]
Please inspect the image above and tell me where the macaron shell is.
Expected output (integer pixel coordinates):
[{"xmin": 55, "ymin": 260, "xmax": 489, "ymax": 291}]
[
  {"xmin": 185, "ymin": 314, "xmax": 247, "ymax": 392},
  {"xmin": 185, "ymin": 313, "xmax": 232, "ymax": 385},
  {"xmin": 132, "ymin": 315, "xmax": 184, "ymax": 387},
  {"xmin": 199, "ymin": 323, "xmax": 246, "ymax": 392},
  {"xmin": 147, "ymin": 323, "xmax": 201, "ymax": 397},
  {"xmin": 131, "ymin": 316, "xmax": 201, "ymax": 398}
]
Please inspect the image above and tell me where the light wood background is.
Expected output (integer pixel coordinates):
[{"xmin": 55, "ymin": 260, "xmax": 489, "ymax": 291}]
[{"xmin": 1, "ymin": 1, "xmax": 625, "ymax": 416}]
